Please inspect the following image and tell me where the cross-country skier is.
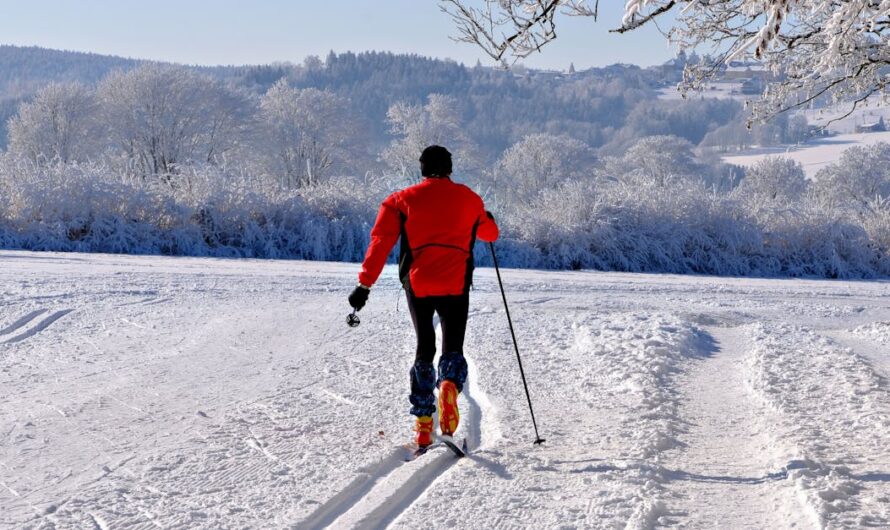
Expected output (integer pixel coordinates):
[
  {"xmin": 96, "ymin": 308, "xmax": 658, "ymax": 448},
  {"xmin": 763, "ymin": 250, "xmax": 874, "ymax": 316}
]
[{"xmin": 348, "ymin": 145, "xmax": 499, "ymax": 449}]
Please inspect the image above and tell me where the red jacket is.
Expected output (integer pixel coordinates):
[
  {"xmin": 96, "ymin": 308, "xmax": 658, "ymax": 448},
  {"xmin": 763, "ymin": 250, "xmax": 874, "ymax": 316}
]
[{"xmin": 359, "ymin": 177, "xmax": 499, "ymax": 297}]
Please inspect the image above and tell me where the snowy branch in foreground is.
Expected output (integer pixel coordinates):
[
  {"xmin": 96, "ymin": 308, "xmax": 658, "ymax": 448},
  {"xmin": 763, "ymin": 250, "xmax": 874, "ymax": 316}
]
[
  {"xmin": 440, "ymin": 0, "xmax": 599, "ymax": 62},
  {"xmin": 442, "ymin": 0, "xmax": 890, "ymax": 122}
]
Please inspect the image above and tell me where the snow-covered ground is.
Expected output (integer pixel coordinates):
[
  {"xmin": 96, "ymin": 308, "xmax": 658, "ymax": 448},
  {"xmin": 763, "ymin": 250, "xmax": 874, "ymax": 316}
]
[
  {"xmin": 802, "ymin": 97, "xmax": 890, "ymax": 134},
  {"xmin": 3, "ymin": 251, "xmax": 890, "ymax": 529},
  {"xmin": 657, "ymin": 81, "xmax": 752, "ymax": 102},
  {"xmin": 722, "ymin": 130, "xmax": 890, "ymax": 178}
]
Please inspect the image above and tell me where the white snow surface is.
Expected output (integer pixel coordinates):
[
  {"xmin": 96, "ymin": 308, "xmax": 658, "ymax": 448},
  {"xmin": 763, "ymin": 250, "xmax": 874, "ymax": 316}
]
[
  {"xmin": 3, "ymin": 250, "xmax": 890, "ymax": 529},
  {"xmin": 657, "ymin": 82, "xmax": 751, "ymax": 103},
  {"xmin": 722, "ymin": 131, "xmax": 890, "ymax": 178},
  {"xmin": 801, "ymin": 98, "xmax": 890, "ymax": 134}
]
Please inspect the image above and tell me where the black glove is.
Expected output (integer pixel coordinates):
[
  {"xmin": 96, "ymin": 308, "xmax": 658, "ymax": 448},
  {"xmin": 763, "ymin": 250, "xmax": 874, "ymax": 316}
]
[{"xmin": 348, "ymin": 285, "xmax": 370, "ymax": 311}]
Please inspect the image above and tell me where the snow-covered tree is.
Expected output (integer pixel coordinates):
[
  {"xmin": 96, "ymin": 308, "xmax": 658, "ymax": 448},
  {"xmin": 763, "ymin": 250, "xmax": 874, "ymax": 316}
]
[
  {"xmin": 602, "ymin": 135, "xmax": 705, "ymax": 188},
  {"xmin": 736, "ymin": 157, "xmax": 807, "ymax": 205},
  {"xmin": 98, "ymin": 64, "xmax": 247, "ymax": 181},
  {"xmin": 7, "ymin": 82, "xmax": 97, "ymax": 165},
  {"xmin": 496, "ymin": 133, "xmax": 595, "ymax": 202},
  {"xmin": 257, "ymin": 80, "xmax": 355, "ymax": 188},
  {"xmin": 815, "ymin": 142, "xmax": 890, "ymax": 214},
  {"xmin": 382, "ymin": 94, "xmax": 477, "ymax": 179},
  {"xmin": 699, "ymin": 122, "xmax": 752, "ymax": 153},
  {"xmin": 784, "ymin": 115, "xmax": 810, "ymax": 145},
  {"xmin": 443, "ymin": 0, "xmax": 890, "ymax": 122}
]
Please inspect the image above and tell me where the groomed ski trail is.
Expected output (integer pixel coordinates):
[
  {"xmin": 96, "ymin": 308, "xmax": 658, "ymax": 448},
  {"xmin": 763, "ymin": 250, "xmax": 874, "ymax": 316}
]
[
  {"xmin": 297, "ymin": 354, "xmax": 491, "ymax": 529},
  {"xmin": 7, "ymin": 252, "xmax": 890, "ymax": 529},
  {"xmin": 663, "ymin": 325, "xmax": 806, "ymax": 528}
]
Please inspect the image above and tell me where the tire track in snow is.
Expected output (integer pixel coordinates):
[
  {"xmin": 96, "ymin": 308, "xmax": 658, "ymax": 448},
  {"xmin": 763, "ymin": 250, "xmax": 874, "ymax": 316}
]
[
  {"xmin": 298, "ymin": 353, "xmax": 491, "ymax": 529},
  {"xmin": 3, "ymin": 309, "xmax": 73, "ymax": 344},
  {"xmin": 664, "ymin": 325, "xmax": 805, "ymax": 528}
]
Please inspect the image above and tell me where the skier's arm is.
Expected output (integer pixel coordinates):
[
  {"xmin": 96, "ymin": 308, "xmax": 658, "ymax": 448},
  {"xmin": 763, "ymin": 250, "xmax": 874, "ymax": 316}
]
[
  {"xmin": 477, "ymin": 207, "xmax": 499, "ymax": 242},
  {"xmin": 358, "ymin": 194, "xmax": 402, "ymax": 287}
]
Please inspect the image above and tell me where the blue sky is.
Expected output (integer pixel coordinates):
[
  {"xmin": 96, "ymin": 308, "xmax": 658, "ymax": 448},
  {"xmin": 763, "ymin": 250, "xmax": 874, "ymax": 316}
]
[{"xmin": 0, "ymin": 1, "xmax": 676, "ymax": 69}]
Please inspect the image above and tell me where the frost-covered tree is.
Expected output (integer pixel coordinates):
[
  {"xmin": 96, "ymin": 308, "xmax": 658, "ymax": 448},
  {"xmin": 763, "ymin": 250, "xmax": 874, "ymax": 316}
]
[
  {"xmin": 736, "ymin": 157, "xmax": 807, "ymax": 206},
  {"xmin": 699, "ymin": 122, "xmax": 752, "ymax": 152},
  {"xmin": 815, "ymin": 142, "xmax": 890, "ymax": 214},
  {"xmin": 382, "ymin": 94, "xmax": 476, "ymax": 178},
  {"xmin": 7, "ymin": 82, "xmax": 97, "ymax": 165},
  {"xmin": 601, "ymin": 98, "xmax": 743, "ymax": 155},
  {"xmin": 257, "ymin": 80, "xmax": 355, "ymax": 188},
  {"xmin": 602, "ymin": 135, "xmax": 705, "ymax": 188},
  {"xmin": 202, "ymin": 85, "xmax": 252, "ymax": 166},
  {"xmin": 443, "ymin": 0, "xmax": 890, "ymax": 122},
  {"xmin": 786, "ymin": 115, "xmax": 810, "ymax": 144},
  {"xmin": 496, "ymin": 133, "xmax": 595, "ymax": 202},
  {"xmin": 98, "ymin": 64, "xmax": 247, "ymax": 180}
]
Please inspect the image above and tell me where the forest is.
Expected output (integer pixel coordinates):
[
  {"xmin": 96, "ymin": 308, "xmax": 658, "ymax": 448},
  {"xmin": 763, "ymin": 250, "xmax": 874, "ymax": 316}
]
[{"xmin": 1, "ymin": 45, "xmax": 888, "ymax": 278}]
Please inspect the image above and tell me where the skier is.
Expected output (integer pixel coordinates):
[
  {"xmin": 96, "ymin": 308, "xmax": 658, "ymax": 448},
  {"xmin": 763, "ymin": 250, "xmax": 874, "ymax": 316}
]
[{"xmin": 348, "ymin": 145, "xmax": 499, "ymax": 449}]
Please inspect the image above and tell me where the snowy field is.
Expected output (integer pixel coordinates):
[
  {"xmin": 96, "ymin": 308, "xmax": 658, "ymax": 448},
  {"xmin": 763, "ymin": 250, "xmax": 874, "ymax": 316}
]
[
  {"xmin": 802, "ymin": 98, "xmax": 890, "ymax": 134},
  {"xmin": 657, "ymin": 81, "xmax": 751, "ymax": 102},
  {"xmin": 722, "ymin": 130, "xmax": 890, "ymax": 178},
  {"xmin": 3, "ymin": 251, "xmax": 890, "ymax": 529}
]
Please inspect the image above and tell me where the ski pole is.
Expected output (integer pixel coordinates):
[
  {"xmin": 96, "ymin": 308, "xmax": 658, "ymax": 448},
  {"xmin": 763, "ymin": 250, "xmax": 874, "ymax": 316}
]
[{"xmin": 488, "ymin": 242, "xmax": 545, "ymax": 445}]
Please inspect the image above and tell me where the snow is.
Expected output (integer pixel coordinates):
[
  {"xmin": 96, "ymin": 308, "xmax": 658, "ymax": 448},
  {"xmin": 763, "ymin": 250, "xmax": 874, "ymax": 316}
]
[
  {"xmin": 801, "ymin": 97, "xmax": 890, "ymax": 134},
  {"xmin": 722, "ymin": 130, "xmax": 890, "ymax": 178},
  {"xmin": 3, "ymin": 250, "xmax": 890, "ymax": 528},
  {"xmin": 657, "ymin": 82, "xmax": 752, "ymax": 103}
]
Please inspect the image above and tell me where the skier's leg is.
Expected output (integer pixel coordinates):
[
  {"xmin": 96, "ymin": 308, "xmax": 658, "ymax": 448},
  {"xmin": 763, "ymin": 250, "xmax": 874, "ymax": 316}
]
[
  {"xmin": 407, "ymin": 290, "xmax": 437, "ymax": 366},
  {"xmin": 435, "ymin": 294, "xmax": 470, "ymax": 436},
  {"xmin": 436, "ymin": 293, "xmax": 469, "ymax": 391},
  {"xmin": 406, "ymin": 291, "xmax": 437, "ymax": 421}
]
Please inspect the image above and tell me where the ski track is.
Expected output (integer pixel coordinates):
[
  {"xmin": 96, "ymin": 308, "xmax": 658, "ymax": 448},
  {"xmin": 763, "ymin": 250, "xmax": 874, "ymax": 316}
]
[
  {"xmin": 0, "ymin": 308, "xmax": 48, "ymax": 336},
  {"xmin": 663, "ymin": 325, "xmax": 805, "ymax": 528},
  {"xmin": 3, "ymin": 308, "xmax": 73, "ymax": 344},
  {"xmin": 298, "ymin": 339, "xmax": 491, "ymax": 529},
  {"xmin": 5, "ymin": 251, "xmax": 890, "ymax": 529},
  {"xmin": 298, "ymin": 310, "xmax": 461, "ymax": 529}
]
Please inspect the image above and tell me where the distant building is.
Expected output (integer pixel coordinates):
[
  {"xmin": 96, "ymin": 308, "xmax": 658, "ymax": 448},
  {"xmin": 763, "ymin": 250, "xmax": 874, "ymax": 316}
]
[
  {"xmin": 855, "ymin": 117, "xmax": 887, "ymax": 133},
  {"xmin": 740, "ymin": 78, "xmax": 764, "ymax": 95}
]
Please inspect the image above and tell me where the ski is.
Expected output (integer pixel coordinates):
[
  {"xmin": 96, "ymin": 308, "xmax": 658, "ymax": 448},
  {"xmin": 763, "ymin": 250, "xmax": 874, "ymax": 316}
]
[
  {"xmin": 439, "ymin": 435, "xmax": 468, "ymax": 458},
  {"xmin": 403, "ymin": 437, "xmax": 467, "ymax": 461},
  {"xmin": 404, "ymin": 442, "xmax": 440, "ymax": 462}
]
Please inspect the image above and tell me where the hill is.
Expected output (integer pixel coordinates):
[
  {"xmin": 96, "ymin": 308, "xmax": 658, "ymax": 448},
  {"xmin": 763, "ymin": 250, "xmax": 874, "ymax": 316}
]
[{"xmin": 0, "ymin": 45, "xmax": 735, "ymax": 158}]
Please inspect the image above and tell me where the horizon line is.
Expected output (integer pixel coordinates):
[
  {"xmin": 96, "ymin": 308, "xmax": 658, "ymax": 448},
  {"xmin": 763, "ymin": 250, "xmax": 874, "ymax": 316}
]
[{"xmin": 0, "ymin": 42, "xmax": 671, "ymax": 73}]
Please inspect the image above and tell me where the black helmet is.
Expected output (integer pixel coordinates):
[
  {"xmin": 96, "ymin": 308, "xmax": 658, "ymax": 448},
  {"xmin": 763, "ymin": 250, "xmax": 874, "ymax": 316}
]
[{"xmin": 419, "ymin": 145, "xmax": 452, "ymax": 177}]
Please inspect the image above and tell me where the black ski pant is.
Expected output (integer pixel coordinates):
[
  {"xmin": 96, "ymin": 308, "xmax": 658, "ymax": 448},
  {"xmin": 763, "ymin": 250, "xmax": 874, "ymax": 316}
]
[{"xmin": 406, "ymin": 290, "xmax": 469, "ymax": 417}]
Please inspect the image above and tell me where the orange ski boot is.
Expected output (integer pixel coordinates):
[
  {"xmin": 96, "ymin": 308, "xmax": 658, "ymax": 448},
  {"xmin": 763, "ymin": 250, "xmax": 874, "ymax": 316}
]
[
  {"xmin": 438, "ymin": 380, "xmax": 460, "ymax": 436},
  {"xmin": 415, "ymin": 416, "xmax": 434, "ymax": 448}
]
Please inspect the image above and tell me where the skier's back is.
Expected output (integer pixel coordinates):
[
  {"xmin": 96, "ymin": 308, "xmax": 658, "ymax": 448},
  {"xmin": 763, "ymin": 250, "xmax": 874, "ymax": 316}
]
[{"xmin": 349, "ymin": 145, "xmax": 499, "ymax": 449}]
